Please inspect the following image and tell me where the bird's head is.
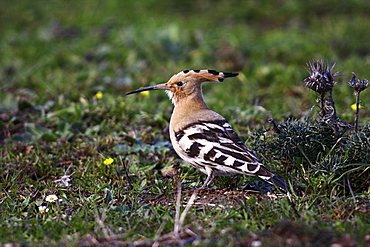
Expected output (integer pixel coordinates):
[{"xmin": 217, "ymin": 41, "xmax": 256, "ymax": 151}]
[{"xmin": 126, "ymin": 69, "xmax": 238, "ymax": 105}]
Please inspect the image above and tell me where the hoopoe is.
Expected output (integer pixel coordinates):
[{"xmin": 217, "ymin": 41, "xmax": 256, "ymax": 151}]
[{"xmin": 127, "ymin": 69, "xmax": 291, "ymax": 192}]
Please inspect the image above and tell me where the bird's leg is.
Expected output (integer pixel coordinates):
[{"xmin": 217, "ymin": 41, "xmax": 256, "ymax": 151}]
[
  {"xmin": 200, "ymin": 174, "xmax": 214, "ymax": 189},
  {"xmin": 200, "ymin": 167, "xmax": 215, "ymax": 189}
]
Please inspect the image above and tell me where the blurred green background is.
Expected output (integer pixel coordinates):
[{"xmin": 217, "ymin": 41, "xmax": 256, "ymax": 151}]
[{"xmin": 1, "ymin": 0, "xmax": 370, "ymax": 119}]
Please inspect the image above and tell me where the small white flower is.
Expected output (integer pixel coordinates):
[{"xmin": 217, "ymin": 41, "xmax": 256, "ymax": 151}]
[
  {"xmin": 45, "ymin": 194, "xmax": 58, "ymax": 203},
  {"xmin": 38, "ymin": 205, "xmax": 49, "ymax": 213},
  {"xmin": 251, "ymin": 240, "xmax": 262, "ymax": 247}
]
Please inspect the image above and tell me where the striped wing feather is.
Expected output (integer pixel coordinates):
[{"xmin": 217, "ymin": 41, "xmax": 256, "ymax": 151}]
[{"xmin": 174, "ymin": 120, "xmax": 273, "ymax": 178}]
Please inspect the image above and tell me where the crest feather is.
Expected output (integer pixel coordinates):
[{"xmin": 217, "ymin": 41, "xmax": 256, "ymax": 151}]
[{"xmin": 172, "ymin": 69, "xmax": 238, "ymax": 83}]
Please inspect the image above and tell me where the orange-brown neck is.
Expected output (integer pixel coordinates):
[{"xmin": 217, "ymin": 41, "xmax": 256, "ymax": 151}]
[
  {"xmin": 170, "ymin": 88, "xmax": 214, "ymax": 132},
  {"xmin": 172, "ymin": 85, "xmax": 207, "ymax": 108}
]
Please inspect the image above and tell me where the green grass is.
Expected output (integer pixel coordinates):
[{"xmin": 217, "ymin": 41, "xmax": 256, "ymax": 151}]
[{"xmin": 0, "ymin": 1, "xmax": 369, "ymax": 246}]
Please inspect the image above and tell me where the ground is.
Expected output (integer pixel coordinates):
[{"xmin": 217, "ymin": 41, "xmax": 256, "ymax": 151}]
[{"xmin": 0, "ymin": 1, "xmax": 369, "ymax": 246}]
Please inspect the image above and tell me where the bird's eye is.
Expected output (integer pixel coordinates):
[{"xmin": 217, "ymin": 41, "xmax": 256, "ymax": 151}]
[{"xmin": 176, "ymin": 81, "xmax": 183, "ymax": 87}]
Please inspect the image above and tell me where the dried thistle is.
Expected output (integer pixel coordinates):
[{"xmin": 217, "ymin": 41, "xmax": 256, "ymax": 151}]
[
  {"xmin": 303, "ymin": 60, "xmax": 338, "ymax": 94},
  {"xmin": 348, "ymin": 72, "xmax": 369, "ymax": 131},
  {"xmin": 303, "ymin": 60, "xmax": 339, "ymax": 122},
  {"xmin": 348, "ymin": 72, "xmax": 369, "ymax": 94}
]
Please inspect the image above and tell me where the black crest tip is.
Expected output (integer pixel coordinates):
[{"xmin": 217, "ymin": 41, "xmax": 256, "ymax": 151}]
[
  {"xmin": 208, "ymin": 69, "xmax": 220, "ymax": 75},
  {"xmin": 223, "ymin": 72, "xmax": 239, "ymax": 78}
]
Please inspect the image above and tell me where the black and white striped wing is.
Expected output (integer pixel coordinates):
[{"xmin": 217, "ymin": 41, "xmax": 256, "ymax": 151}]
[{"xmin": 174, "ymin": 120, "xmax": 274, "ymax": 179}]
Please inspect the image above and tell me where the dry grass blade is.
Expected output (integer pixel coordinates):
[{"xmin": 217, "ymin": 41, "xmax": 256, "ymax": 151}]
[
  {"xmin": 179, "ymin": 189, "xmax": 199, "ymax": 228},
  {"xmin": 174, "ymin": 180, "xmax": 182, "ymax": 237}
]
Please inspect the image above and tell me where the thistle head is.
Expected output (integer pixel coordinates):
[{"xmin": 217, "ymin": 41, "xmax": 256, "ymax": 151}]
[
  {"xmin": 303, "ymin": 60, "xmax": 338, "ymax": 94},
  {"xmin": 348, "ymin": 72, "xmax": 369, "ymax": 94}
]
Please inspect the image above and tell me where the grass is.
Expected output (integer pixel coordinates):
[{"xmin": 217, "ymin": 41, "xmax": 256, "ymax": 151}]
[{"xmin": 0, "ymin": 0, "xmax": 369, "ymax": 246}]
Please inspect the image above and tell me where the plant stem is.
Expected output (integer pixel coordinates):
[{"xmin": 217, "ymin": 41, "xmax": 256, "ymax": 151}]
[
  {"xmin": 355, "ymin": 92, "xmax": 360, "ymax": 132},
  {"xmin": 320, "ymin": 93, "xmax": 325, "ymax": 117},
  {"xmin": 329, "ymin": 89, "xmax": 337, "ymax": 120}
]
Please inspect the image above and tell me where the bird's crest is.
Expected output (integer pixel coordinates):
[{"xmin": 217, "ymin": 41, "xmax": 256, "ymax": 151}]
[{"xmin": 168, "ymin": 69, "xmax": 238, "ymax": 84}]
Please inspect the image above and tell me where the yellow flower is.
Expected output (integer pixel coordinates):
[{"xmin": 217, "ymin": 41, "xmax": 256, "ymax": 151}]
[
  {"xmin": 258, "ymin": 66, "xmax": 270, "ymax": 76},
  {"xmin": 45, "ymin": 194, "xmax": 58, "ymax": 203},
  {"xmin": 103, "ymin": 157, "xmax": 114, "ymax": 165},
  {"xmin": 38, "ymin": 205, "xmax": 49, "ymax": 213},
  {"xmin": 139, "ymin": 91, "xmax": 150, "ymax": 97},
  {"xmin": 351, "ymin": 103, "xmax": 363, "ymax": 111},
  {"xmin": 95, "ymin": 91, "xmax": 103, "ymax": 100}
]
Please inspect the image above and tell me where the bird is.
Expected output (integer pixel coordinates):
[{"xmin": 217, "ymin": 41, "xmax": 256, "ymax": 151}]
[{"xmin": 126, "ymin": 69, "xmax": 292, "ymax": 193}]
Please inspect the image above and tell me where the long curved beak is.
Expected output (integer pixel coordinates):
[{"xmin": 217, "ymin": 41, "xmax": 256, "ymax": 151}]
[{"xmin": 125, "ymin": 83, "xmax": 169, "ymax": 95}]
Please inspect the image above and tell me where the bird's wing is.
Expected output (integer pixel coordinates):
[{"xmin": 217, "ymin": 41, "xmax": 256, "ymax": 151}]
[{"xmin": 174, "ymin": 120, "xmax": 274, "ymax": 178}]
